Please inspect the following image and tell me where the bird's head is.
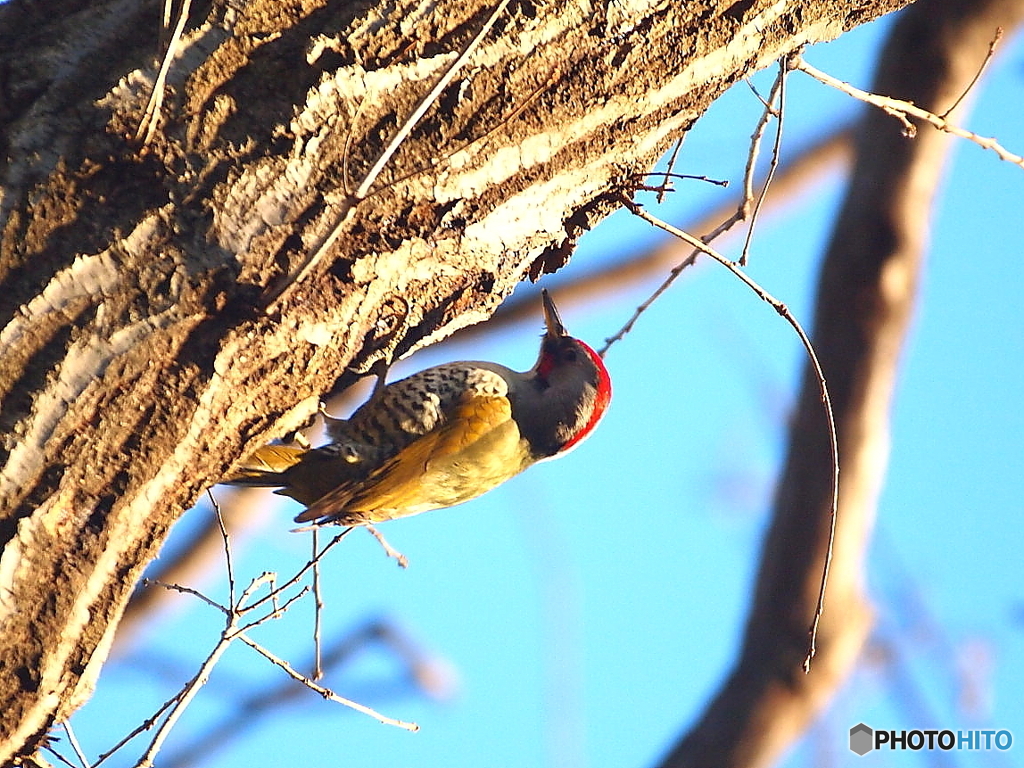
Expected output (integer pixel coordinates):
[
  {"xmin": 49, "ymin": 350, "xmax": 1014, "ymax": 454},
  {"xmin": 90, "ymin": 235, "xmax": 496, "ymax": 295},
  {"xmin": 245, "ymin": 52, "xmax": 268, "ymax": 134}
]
[{"xmin": 526, "ymin": 289, "xmax": 612, "ymax": 455}]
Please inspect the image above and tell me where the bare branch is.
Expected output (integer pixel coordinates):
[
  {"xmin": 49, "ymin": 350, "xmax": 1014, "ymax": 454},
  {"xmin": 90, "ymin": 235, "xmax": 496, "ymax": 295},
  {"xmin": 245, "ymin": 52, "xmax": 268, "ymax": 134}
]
[
  {"xmin": 135, "ymin": 634, "xmax": 234, "ymax": 767},
  {"xmin": 244, "ymin": 529, "xmax": 354, "ymax": 614},
  {"xmin": 791, "ymin": 53, "xmax": 1024, "ymax": 168},
  {"xmin": 209, "ymin": 491, "xmax": 235, "ymax": 607},
  {"xmin": 619, "ymin": 195, "xmax": 839, "ymax": 671},
  {"xmin": 312, "ymin": 529, "xmax": 324, "ymax": 681},
  {"xmin": 739, "ymin": 61, "xmax": 787, "ymax": 266},
  {"xmin": 234, "ymin": 633, "xmax": 420, "ymax": 731}
]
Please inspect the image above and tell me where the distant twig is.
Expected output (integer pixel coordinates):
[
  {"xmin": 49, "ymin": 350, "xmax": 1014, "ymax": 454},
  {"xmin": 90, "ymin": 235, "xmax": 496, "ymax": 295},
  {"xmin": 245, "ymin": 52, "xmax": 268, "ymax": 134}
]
[
  {"xmin": 941, "ymin": 27, "xmax": 1003, "ymax": 118},
  {"xmin": 791, "ymin": 54, "xmax": 1024, "ymax": 168},
  {"xmin": 618, "ymin": 195, "xmax": 839, "ymax": 671}
]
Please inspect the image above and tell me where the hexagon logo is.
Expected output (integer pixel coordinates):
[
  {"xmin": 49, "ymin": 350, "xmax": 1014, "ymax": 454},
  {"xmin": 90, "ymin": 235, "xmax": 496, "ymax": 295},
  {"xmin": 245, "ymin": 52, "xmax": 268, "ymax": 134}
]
[{"xmin": 850, "ymin": 723, "xmax": 874, "ymax": 756}]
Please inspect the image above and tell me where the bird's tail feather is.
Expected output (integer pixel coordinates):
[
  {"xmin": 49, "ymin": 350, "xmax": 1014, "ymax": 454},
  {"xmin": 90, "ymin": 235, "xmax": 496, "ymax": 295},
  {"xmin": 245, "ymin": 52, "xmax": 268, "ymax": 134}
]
[{"xmin": 223, "ymin": 445, "xmax": 305, "ymax": 486}]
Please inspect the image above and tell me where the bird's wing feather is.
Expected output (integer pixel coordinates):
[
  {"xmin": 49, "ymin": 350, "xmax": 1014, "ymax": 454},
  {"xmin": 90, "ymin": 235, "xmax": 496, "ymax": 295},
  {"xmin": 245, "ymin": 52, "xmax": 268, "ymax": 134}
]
[
  {"xmin": 293, "ymin": 394, "xmax": 515, "ymax": 525},
  {"xmin": 224, "ymin": 444, "xmax": 306, "ymax": 485}
]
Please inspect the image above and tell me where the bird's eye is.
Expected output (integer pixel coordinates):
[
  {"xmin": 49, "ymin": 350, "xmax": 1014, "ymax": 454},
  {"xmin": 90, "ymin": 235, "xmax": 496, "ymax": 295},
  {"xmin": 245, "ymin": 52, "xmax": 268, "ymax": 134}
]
[{"xmin": 563, "ymin": 348, "xmax": 578, "ymax": 363}]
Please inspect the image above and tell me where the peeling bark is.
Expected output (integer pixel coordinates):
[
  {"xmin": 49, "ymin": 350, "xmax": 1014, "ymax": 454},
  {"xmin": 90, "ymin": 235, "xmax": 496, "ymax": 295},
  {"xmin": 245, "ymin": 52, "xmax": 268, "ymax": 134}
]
[{"xmin": 1, "ymin": 0, "xmax": 910, "ymax": 760}]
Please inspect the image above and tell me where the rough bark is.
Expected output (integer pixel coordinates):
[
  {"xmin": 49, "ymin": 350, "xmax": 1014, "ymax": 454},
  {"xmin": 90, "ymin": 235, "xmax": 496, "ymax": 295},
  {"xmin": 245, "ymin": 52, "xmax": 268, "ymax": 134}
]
[
  {"xmin": 657, "ymin": 0, "xmax": 1024, "ymax": 766},
  {"xmin": 1, "ymin": 0, "xmax": 910, "ymax": 761}
]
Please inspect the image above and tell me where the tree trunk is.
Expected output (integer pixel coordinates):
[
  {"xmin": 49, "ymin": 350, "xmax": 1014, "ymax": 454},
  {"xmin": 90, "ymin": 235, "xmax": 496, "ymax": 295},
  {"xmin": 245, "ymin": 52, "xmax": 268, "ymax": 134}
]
[{"xmin": 0, "ymin": 0, "xmax": 910, "ymax": 761}]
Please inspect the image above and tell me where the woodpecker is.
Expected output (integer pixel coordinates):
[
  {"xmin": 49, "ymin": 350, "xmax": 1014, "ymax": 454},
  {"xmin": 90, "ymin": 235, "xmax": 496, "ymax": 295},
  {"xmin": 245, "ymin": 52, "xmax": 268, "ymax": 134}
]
[{"xmin": 226, "ymin": 290, "xmax": 611, "ymax": 527}]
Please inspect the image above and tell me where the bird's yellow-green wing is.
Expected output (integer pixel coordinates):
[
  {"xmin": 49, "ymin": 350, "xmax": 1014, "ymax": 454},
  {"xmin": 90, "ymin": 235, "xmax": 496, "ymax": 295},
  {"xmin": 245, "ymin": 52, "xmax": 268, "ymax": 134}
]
[
  {"xmin": 225, "ymin": 444, "xmax": 306, "ymax": 484},
  {"xmin": 294, "ymin": 394, "xmax": 523, "ymax": 525}
]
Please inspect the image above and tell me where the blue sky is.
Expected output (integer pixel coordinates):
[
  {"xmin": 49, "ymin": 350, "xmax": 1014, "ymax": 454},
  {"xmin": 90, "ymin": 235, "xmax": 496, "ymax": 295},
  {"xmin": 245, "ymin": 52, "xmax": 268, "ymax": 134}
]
[{"xmin": 63, "ymin": 12, "xmax": 1023, "ymax": 768}]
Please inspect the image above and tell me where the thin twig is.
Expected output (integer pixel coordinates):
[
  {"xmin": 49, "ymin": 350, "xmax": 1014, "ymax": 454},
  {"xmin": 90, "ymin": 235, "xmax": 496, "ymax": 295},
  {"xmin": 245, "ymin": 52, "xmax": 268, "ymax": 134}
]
[
  {"xmin": 656, "ymin": 134, "xmax": 687, "ymax": 203},
  {"xmin": 146, "ymin": 578, "xmax": 229, "ymax": 615},
  {"xmin": 235, "ymin": 633, "xmax": 420, "ymax": 730},
  {"xmin": 366, "ymin": 524, "xmax": 409, "ymax": 568},
  {"xmin": 92, "ymin": 697, "xmax": 177, "ymax": 766},
  {"xmin": 356, "ymin": 64, "xmax": 558, "ymax": 203},
  {"xmin": 136, "ymin": 632, "xmax": 235, "ymax": 766},
  {"xmin": 741, "ymin": 72, "xmax": 783, "ymax": 233},
  {"xmin": 136, "ymin": 0, "xmax": 194, "ymax": 146},
  {"xmin": 131, "ymin": 551, "xmax": 373, "ymax": 766},
  {"xmin": 744, "ymin": 77, "xmax": 773, "ymax": 109},
  {"xmin": 101, "ymin": 536, "xmax": 367, "ymax": 766},
  {"xmin": 209, "ymin": 490, "xmax": 235, "ymax": 606},
  {"xmin": 341, "ymin": 95, "xmax": 369, "ymax": 198},
  {"xmin": 237, "ymin": 584, "xmax": 311, "ymax": 635},
  {"xmin": 244, "ymin": 528, "xmax": 353, "ymax": 613},
  {"xmin": 353, "ymin": 0, "xmax": 511, "ymax": 201},
  {"xmin": 312, "ymin": 528, "xmax": 324, "ymax": 680},
  {"xmin": 238, "ymin": 571, "xmax": 278, "ymax": 607},
  {"xmin": 265, "ymin": 0, "xmax": 513, "ymax": 310},
  {"xmin": 603, "ymin": 159, "xmax": 748, "ymax": 353},
  {"xmin": 740, "ymin": 61, "xmax": 787, "ymax": 266},
  {"xmin": 598, "ymin": 239, "xmax": 700, "ymax": 355},
  {"xmin": 635, "ymin": 172, "xmax": 729, "ymax": 193},
  {"xmin": 58, "ymin": 721, "xmax": 88, "ymax": 768},
  {"xmin": 693, "ymin": 65, "xmax": 786, "ymax": 252},
  {"xmin": 940, "ymin": 27, "xmax": 1003, "ymax": 119},
  {"xmin": 42, "ymin": 742, "xmax": 83, "ymax": 768},
  {"xmin": 618, "ymin": 195, "xmax": 839, "ymax": 671},
  {"xmin": 791, "ymin": 54, "xmax": 1024, "ymax": 168},
  {"xmin": 157, "ymin": 621, "xmax": 442, "ymax": 768}
]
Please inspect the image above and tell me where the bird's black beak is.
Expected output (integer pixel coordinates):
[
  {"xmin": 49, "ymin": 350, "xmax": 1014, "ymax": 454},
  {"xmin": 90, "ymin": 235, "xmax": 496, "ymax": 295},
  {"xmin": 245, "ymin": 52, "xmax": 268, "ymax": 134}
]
[{"xmin": 541, "ymin": 289, "xmax": 567, "ymax": 339}]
